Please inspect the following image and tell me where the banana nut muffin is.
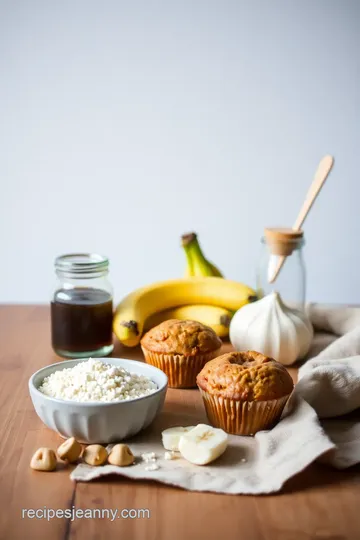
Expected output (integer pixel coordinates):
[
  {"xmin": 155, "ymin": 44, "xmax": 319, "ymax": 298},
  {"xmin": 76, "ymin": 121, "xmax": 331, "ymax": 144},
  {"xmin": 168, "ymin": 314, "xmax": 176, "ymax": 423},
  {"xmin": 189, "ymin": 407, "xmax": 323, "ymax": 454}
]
[
  {"xmin": 196, "ymin": 351, "xmax": 294, "ymax": 435},
  {"xmin": 141, "ymin": 319, "xmax": 222, "ymax": 388}
]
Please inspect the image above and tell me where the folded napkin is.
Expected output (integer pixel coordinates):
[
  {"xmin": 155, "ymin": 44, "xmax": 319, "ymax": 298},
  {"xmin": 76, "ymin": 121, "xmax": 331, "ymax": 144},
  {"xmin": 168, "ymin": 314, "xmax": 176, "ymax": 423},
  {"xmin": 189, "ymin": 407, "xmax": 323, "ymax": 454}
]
[{"xmin": 71, "ymin": 305, "xmax": 360, "ymax": 494}]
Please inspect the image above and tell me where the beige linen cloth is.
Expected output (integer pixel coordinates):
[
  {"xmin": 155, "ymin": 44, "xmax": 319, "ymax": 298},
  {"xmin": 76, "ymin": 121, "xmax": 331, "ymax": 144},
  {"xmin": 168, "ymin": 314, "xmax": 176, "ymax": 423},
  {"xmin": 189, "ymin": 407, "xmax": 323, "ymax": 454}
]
[{"xmin": 71, "ymin": 306, "xmax": 360, "ymax": 494}]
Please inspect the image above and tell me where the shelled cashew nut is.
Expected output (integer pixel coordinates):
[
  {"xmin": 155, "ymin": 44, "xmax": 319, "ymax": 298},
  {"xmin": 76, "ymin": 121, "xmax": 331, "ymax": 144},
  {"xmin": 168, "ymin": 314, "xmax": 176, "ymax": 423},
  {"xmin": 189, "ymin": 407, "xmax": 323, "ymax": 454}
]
[
  {"xmin": 30, "ymin": 448, "xmax": 57, "ymax": 471},
  {"xmin": 57, "ymin": 437, "xmax": 82, "ymax": 463},
  {"xmin": 108, "ymin": 444, "xmax": 135, "ymax": 467},
  {"xmin": 83, "ymin": 444, "xmax": 108, "ymax": 466}
]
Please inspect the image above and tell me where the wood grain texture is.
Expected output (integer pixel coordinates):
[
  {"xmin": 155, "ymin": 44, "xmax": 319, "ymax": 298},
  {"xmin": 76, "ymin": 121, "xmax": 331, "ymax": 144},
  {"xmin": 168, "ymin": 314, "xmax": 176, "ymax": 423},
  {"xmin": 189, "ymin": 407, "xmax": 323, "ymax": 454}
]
[
  {"xmin": 0, "ymin": 305, "xmax": 360, "ymax": 540},
  {"xmin": 0, "ymin": 306, "xmax": 74, "ymax": 540}
]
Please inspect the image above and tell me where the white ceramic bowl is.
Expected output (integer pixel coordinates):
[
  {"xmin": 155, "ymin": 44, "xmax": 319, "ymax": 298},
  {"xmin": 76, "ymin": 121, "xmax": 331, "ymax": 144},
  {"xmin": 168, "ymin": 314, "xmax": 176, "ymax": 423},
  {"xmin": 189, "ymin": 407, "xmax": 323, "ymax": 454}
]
[{"xmin": 29, "ymin": 357, "xmax": 168, "ymax": 444}]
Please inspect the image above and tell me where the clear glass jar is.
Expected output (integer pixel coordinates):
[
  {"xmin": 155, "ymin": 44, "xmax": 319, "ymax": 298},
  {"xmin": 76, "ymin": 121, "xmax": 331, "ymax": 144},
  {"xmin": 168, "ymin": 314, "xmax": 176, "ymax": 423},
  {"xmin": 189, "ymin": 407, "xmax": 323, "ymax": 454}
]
[
  {"xmin": 256, "ymin": 228, "xmax": 306, "ymax": 310},
  {"xmin": 51, "ymin": 253, "xmax": 114, "ymax": 358}
]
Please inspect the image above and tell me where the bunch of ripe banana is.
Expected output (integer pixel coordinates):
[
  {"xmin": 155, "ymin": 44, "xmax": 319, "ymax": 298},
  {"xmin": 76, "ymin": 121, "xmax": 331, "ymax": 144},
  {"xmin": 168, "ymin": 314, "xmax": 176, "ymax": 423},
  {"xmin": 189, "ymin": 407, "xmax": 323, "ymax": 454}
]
[{"xmin": 113, "ymin": 233, "xmax": 257, "ymax": 346}]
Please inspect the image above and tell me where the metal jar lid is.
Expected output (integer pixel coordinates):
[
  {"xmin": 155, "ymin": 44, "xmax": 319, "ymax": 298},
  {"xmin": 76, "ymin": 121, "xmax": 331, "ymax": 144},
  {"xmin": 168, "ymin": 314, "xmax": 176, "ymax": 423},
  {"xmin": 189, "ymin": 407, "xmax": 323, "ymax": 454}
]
[{"xmin": 54, "ymin": 253, "xmax": 109, "ymax": 276}]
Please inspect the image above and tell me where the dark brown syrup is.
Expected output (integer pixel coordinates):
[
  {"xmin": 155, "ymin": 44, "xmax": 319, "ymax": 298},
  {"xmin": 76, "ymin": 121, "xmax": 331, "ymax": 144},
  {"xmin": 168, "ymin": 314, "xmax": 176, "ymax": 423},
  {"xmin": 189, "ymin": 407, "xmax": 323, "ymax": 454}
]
[{"xmin": 51, "ymin": 288, "xmax": 113, "ymax": 353}]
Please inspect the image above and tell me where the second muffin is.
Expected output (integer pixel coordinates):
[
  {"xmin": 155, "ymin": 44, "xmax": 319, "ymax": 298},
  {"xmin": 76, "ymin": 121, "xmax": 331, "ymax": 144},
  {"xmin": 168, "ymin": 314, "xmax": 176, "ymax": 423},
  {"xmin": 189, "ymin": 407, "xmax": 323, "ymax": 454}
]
[
  {"xmin": 140, "ymin": 319, "xmax": 222, "ymax": 388},
  {"xmin": 196, "ymin": 351, "xmax": 294, "ymax": 435}
]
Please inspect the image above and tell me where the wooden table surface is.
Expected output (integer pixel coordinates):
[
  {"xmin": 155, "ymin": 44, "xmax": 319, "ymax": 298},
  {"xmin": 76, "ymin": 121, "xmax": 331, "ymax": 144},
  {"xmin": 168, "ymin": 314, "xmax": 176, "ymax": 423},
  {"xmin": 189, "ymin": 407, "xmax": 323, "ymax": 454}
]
[{"xmin": 1, "ymin": 305, "xmax": 360, "ymax": 540}]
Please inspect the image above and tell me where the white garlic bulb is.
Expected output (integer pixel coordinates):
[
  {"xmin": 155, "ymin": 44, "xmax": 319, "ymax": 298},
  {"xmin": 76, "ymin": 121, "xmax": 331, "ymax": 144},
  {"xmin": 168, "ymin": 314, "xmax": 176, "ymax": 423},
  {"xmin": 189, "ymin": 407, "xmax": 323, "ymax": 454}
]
[{"xmin": 229, "ymin": 292, "xmax": 313, "ymax": 366}]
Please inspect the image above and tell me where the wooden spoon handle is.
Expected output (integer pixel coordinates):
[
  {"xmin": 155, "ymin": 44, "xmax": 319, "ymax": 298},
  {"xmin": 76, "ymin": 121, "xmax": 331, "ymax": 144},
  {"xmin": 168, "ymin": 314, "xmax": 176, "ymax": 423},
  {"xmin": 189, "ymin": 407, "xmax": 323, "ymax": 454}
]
[
  {"xmin": 293, "ymin": 155, "xmax": 334, "ymax": 230},
  {"xmin": 268, "ymin": 155, "xmax": 334, "ymax": 284}
]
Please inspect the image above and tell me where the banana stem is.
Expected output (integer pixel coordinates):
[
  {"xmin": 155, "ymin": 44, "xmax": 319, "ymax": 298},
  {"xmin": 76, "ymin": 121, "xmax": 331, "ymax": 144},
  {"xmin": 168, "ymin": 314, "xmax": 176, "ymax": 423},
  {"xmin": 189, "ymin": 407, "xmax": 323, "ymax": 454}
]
[
  {"xmin": 182, "ymin": 233, "xmax": 208, "ymax": 264},
  {"xmin": 183, "ymin": 246, "xmax": 194, "ymax": 275},
  {"xmin": 181, "ymin": 232, "xmax": 197, "ymax": 247}
]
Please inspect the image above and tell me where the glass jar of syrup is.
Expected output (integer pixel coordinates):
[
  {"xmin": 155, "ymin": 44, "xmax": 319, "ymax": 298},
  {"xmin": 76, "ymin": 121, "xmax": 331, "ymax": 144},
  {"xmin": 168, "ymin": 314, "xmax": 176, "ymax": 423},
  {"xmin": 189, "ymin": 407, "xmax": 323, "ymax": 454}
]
[{"xmin": 51, "ymin": 253, "xmax": 114, "ymax": 358}]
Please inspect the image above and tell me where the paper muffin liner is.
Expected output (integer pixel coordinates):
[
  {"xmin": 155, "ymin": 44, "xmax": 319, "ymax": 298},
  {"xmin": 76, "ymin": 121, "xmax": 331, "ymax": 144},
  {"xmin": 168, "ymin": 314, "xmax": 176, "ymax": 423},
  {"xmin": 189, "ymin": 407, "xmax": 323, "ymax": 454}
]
[
  {"xmin": 198, "ymin": 388, "xmax": 290, "ymax": 435},
  {"xmin": 141, "ymin": 347, "xmax": 221, "ymax": 388}
]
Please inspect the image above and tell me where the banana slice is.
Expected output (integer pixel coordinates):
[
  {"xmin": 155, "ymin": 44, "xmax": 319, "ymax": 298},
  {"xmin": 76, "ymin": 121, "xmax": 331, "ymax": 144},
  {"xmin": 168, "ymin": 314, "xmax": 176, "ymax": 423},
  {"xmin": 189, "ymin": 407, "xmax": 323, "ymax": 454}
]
[
  {"xmin": 161, "ymin": 426, "xmax": 196, "ymax": 451},
  {"xmin": 178, "ymin": 424, "xmax": 228, "ymax": 465}
]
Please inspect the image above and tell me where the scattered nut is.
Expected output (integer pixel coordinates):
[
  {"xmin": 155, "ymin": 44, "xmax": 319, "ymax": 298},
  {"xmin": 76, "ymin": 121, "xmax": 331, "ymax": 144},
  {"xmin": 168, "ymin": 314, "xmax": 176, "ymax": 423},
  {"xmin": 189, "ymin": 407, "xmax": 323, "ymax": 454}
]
[
  {"xmin": 30, "ymin": 448, "xmax": 57, "ymax": 472},
  {"xmin": 57, "ymin": 437, "xmax": 82, "ymax": 463},
  {"xmin": 108, "ymin": 444, "xmax": 135, "ymax": 467},
  {"xmin": 82, "ymin": 444, "xmax": 108, "ymax": 466}
]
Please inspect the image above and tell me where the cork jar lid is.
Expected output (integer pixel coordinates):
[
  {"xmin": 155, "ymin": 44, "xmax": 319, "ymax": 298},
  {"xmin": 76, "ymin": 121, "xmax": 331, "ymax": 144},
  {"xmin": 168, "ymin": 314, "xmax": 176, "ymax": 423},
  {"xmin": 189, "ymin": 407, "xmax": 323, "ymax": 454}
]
[{"xmin": 264, "ymin": 228, "xmax": 304, "ymax": 256}]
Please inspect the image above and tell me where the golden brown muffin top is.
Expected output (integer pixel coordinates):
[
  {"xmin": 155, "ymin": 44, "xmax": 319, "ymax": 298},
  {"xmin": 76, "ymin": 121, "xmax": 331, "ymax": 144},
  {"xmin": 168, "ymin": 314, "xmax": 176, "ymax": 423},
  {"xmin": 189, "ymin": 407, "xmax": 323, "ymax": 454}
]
[
  {"xmin": 140, "ymin": 319, "xmax": 222, "ymax": 356},
  {"xmin": 196, "ymin": 351, "xmax": 294, "ymax": 401}
]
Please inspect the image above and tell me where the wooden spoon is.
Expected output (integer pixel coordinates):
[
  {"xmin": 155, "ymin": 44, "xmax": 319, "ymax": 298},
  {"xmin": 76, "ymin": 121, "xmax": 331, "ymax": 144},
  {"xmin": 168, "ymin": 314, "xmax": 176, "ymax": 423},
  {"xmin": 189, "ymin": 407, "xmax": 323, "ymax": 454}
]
[{"xmin": 268, "ymin": 155, "xmax": 334, "ymax": 284}]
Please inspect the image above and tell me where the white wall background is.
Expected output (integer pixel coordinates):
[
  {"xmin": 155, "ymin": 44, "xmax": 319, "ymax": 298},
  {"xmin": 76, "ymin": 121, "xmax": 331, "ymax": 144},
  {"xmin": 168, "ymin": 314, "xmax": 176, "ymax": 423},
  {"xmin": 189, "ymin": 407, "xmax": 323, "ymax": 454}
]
[{"xmin": 0, "ymin": 0, "xmax": 359, "ymax": 304}]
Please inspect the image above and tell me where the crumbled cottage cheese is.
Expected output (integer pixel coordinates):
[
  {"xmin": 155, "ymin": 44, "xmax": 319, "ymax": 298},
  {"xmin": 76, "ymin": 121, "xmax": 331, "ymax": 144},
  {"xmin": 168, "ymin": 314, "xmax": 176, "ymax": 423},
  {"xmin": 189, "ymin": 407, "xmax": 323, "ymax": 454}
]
[
  {"xmin": 38, "ymin": 359, "xmax": 158, "ymax": 402},
  {"xmin": 141, "ymin": 452, "xmax": 157, "ymax": 462},
  {"xmin": 145, "ymin": 463, "xmax": 159, "ymax": 471}
]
